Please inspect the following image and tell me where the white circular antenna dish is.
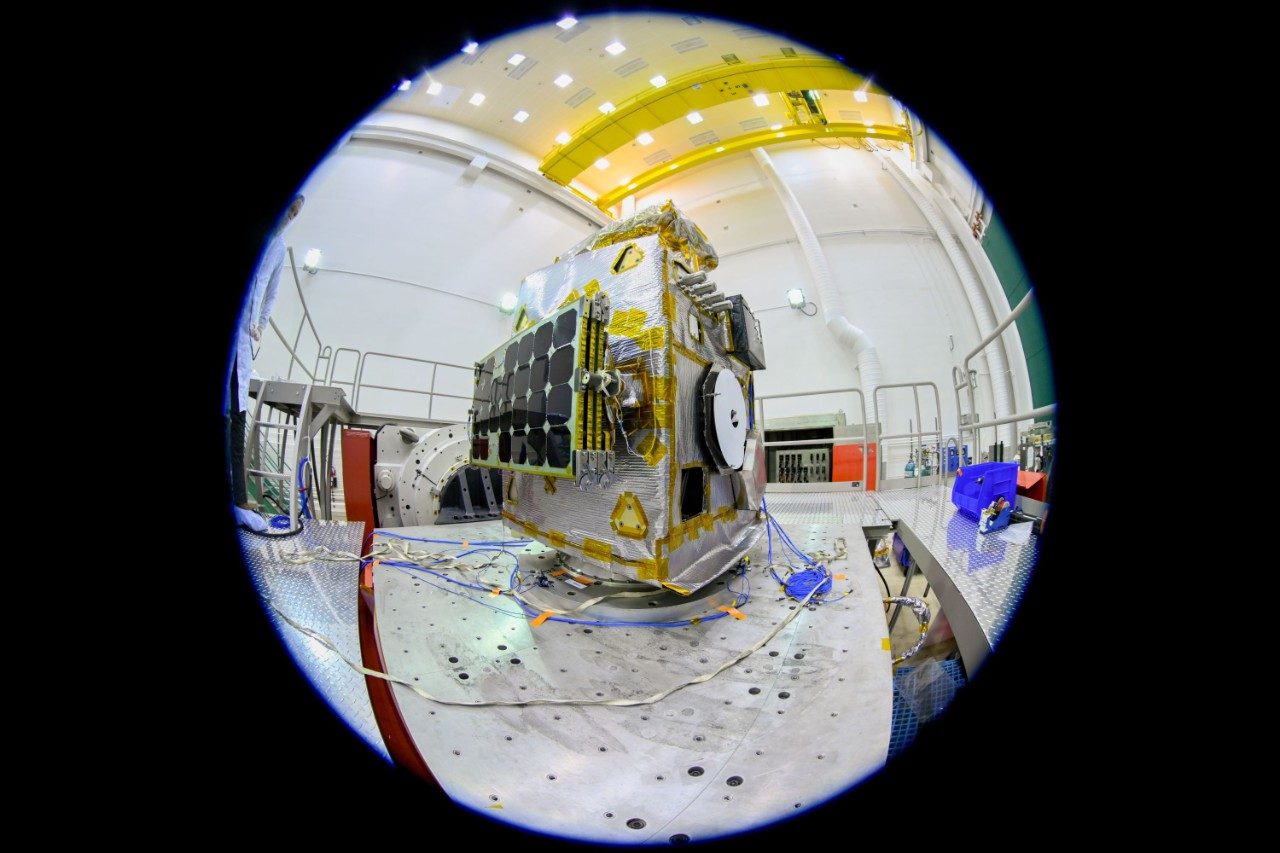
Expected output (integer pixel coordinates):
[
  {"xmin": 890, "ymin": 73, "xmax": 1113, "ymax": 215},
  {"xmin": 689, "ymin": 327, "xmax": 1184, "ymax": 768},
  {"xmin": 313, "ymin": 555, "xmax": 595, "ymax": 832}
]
[{"xmin": 711, "ymin": 369, "xmax": 747, "ymax": 469}]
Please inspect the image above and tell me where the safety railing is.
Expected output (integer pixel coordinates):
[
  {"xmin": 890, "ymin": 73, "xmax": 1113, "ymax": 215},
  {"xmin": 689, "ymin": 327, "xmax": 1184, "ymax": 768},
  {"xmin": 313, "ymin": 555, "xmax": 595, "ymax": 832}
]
[
  {"xmin": 952, "ymin": 289, "xmax": 1056, "ymax": 456},
  {"xmin": 349, "ymin": 352, "xmax": 472, "ymax": 422},
  {"xmin": 873, "ymin": 381, "xmax": 944, "ymax": 490},
  {"xmin": 254, "ymin": 249, "xmax": 470, "ymax": 425},
  {"xmin": 754, "ymin": 387, "xmax": 870, "ymax": 489}
]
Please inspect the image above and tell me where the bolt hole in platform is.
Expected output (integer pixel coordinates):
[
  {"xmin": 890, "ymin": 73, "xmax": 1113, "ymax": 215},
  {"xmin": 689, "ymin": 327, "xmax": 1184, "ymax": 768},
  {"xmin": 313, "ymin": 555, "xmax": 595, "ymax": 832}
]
[
  {"xmin": 628, "ymin": 819, "xmax": 647, "ymax": 830},
  {"xmin": 727, "ymin": 776, "xmax": 743, "ymax": 787},
  {"xmin": 671, "ymin": 835, "xmax": 691, "ymax": 845},
  {"xmin": 688, "ymin": 766, "xmax": 704, "ymax": 777}
]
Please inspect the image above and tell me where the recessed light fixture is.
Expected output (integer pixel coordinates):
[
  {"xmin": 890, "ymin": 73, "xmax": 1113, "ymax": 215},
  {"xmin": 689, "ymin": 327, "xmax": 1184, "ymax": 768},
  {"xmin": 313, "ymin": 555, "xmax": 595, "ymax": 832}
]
[
  {"xmin": 605, "ymin": 41, "xmax": 626, "ymax": 56},
  {"xmin": 426, "ymin": 81, "xmax": 443, "ymax": 96},
  {"xmin": 716, "ymin": 146, "xmax": 725, "ymax": 152},
  {"xmin": 599, "ymin": 101, "xmax": 616, "ymax": 114},
  {"xmin": 513, "ymin": 110, "xmax": 530, "ymax": 123},
  {"xmin": 507, "ymin": 53, "xmax": 526, "ymax": 66},
  {"xmin": 776, "ymin": 132, "xmax": 785, "ymax": 138},
  {"xmin": 669, "ymin": 164, "xmax": 678, "ymax": 171},
  {"xmin": 864, "ymin": 120, "xmax": 875, "ymax": 127},
  {"xmin": 557, "ymin": 16, "xmax": 577, "ymax": 29},
  {"xmin": 753, "ymin": 93, "xmax": 769, "ymax": 107},
  {"xmin": 462, "ymin": 41, "xmax": 478, "ymax": 55},
  {"xmin": 853, "ymin": 90, "xmax": 868, "ymax": 103},
  {"xmin": 620, "ymin": 176, "xmax": 631, "ymax": 184},
  {"xmin": 469, "ymin": 92, "xmax": 486, "ymax": 106},
  {"xmin": 397, "ymin": 79, "xmax": 412, "ymax": 92},
  {"xmin": 555, "ymin": 131, "xmax": 572, "ymax": 145},
  {"xmin": 650, "ymin": 75, "xmax": 667, "ymax": 87},
  {"xmin": 627, "ymin": 182, "xmax": 638, "ymax": 190},
  {"xmin": 595, "ymin": 158, "xmax": 610, "ymax": 170},
  {"xmin": 499, "ymin": 292, "xmax": 519, "ymax": 313},
  {"xmin": 770, "ymin": 123, "xmax": 782, "ymax": 131},
  {"xmin": 636, "ymin": 132, "xmax": 654, "ymax": 145},
  {"xmin": 554, "ymin": 73, "xmax": 573, "ymax": 88},
  {"xmin": 687, "ymin": 111, "xmax": 703, "ymax": 125}
]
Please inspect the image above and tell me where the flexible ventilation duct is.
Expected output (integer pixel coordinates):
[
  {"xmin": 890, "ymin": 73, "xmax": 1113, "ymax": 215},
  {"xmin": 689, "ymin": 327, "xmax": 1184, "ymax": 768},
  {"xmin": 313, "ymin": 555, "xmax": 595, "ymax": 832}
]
[
  {"xmin": 881, "ymin": 154, "xmax": 1016, "ymax": 449},
  {"xmin": 751, "ymin": 149, "xmax": 883, "ymax": 426}
]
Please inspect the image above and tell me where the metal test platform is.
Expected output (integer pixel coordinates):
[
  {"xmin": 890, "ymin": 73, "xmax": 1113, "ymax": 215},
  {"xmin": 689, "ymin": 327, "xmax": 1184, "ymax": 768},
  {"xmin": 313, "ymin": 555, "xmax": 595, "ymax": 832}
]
[{"xmin": 237, "ymin": 486, "xmax": 1040, "ymax": 843}]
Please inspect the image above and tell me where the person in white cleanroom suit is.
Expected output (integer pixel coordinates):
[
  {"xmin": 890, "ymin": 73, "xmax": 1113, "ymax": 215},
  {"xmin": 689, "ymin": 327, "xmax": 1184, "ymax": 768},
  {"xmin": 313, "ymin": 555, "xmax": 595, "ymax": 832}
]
[{"xmin": 228, "ymin": 194, "xmax": 304, "ymax": 530}]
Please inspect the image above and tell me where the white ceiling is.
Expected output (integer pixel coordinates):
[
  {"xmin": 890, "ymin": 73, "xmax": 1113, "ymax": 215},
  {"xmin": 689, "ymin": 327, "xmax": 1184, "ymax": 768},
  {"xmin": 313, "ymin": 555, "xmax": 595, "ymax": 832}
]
[{"xmin": 385, "ymin": 12, "xmax": 896, "ymax": 199}]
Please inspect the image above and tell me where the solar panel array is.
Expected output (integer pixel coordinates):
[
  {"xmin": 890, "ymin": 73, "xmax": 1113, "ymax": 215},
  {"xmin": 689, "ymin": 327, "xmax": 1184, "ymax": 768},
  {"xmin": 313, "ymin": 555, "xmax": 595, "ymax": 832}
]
[{"xmin": 470, "ymin": 298, "xmax": 605, "ymax": 477}]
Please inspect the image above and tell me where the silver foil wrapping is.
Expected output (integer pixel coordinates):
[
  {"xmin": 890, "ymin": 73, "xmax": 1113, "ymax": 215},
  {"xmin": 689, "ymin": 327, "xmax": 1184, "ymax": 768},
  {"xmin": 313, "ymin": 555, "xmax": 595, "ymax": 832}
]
[{"xmin": 501, "ymin": 205, "xmax": 763, "ymax": 594}]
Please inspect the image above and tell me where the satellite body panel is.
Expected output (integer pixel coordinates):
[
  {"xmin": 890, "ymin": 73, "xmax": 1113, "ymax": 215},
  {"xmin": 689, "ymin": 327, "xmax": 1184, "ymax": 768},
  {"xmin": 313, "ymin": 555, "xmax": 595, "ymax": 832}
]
[{"xmin": 469, "ymin": 204, "xmax": 767, "ymax": 594}]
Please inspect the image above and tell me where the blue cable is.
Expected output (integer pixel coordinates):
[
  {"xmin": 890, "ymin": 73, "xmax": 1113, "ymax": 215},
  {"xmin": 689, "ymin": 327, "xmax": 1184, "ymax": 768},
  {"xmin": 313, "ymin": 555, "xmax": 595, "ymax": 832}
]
[
  {"xmin": 373, "ymin": 530, "xmax": 532, "ymax": 547},
  {"xmin": 784, "ymin": 569, "xmax": 833, "ymax": 600}
]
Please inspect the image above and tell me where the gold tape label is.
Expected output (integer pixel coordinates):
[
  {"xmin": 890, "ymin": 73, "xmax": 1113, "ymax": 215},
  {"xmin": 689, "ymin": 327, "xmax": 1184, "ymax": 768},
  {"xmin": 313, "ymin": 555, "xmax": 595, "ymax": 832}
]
[{"xmin": 582, "ymin": 538, "xmax": 613, "ymax": 563}]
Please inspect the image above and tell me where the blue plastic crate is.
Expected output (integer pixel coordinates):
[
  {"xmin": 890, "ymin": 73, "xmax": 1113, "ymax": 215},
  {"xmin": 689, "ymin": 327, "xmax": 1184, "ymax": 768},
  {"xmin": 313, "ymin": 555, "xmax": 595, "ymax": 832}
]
[{"xmin": 950, "ymin": 461, "xmax": 1019, "ymax": 521}]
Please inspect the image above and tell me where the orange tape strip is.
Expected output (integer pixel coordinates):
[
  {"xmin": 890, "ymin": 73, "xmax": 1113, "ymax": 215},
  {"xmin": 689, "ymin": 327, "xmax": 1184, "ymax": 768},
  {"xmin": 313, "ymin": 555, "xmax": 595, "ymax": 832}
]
[
  {"xmin": 834, "ymin": 573, "xmax": 847, "ymax": 580},
  {"xmin": 531, "ymin": 611, "xmax": 554, "ymax": 627},
  {"xmin": 549, "ymin": 569, "xmax": 567, "ymax": 577},
  {"xmin": 490, "ymin": 587, "xmax": 502, "ymax": 597},
  {"xmin": 717, "ymin": 605, "xmax": 746, "ymax": 620}
]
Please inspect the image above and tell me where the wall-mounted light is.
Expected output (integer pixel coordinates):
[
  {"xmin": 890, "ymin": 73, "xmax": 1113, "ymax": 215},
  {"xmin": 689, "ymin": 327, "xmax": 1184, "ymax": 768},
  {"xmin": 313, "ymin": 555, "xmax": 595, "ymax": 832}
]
[
  {"xmin": 499, "ymin": 293, "xmax": 519, "ymax": 314},
  {"xmin": 302, "ymin": 248, "xmax": 322, "ymax": 274},
  {"xmin": 786, "ymin": 288, "xmax": 817, "ymax": 315}
]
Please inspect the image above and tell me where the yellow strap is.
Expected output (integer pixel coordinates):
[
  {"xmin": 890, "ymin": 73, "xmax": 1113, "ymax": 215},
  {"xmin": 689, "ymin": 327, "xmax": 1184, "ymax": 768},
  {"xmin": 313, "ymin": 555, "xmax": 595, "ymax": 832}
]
[
  {"xmin": 531, "ymin": 611, "xmax": 554, "ymax": 627},
  {"xmin": 717, "ymin": 605, "xmax": 746, "ymax": 620},
  {"xmin": 881, "ymin": 637, "xmax": 891, "ymax": 651}
]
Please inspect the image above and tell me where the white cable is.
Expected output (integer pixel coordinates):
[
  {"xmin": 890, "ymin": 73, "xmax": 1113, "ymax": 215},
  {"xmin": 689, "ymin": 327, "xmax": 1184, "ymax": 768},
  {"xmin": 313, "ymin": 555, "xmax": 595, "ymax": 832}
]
[{"xmin": 266, "ymin": 563, "xmax": 821, "ymax": 709}]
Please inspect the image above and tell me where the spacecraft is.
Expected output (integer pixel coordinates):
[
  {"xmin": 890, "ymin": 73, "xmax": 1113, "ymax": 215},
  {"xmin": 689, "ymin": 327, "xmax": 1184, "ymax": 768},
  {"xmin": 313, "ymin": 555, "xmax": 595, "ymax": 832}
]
[{"xmin": 468, "ymin": 202, "xmax": 768, "ymax": 594}]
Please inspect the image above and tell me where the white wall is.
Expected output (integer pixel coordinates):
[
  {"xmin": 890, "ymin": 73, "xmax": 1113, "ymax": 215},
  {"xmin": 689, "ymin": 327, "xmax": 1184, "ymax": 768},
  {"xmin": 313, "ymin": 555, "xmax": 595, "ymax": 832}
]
[
  {"xmin": 634, "ymin": 142, "xmax": 999, "ymax": 463},
  {"xmin": 249, "ymin": 127, "xmax": 1024, "ymax": 470},
  {"xmin": 255, "ymin": 138, "xmax": 597, "ymax": 422}
]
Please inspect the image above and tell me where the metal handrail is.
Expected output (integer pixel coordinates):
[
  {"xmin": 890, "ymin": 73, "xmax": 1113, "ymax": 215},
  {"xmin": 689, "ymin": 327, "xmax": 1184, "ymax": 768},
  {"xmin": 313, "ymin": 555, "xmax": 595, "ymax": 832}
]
[
  {"xmin": 265, "ymin": 316, "xmax": 317, "ymax": 383},
  {"xmin": 873, "ymin": 381, "xmax": 944, "ymax": 489},
  {"xmin": 953, "ymin": 289, "xmax": 1038, "ymax": 453},
  {"xmin": 281, "ymin": 248, "xmax": 327, "ymax": 384},
  {"xmin": 754, "ymin": 387, "xmax": 869, "ymax": 487},
  {"xmin": 326, "ymin": 347, "xmax": 362, "ymax": 390},
  {"xmin": 354, "ymin": 352, "xmax": 474, "ymax": 419}
]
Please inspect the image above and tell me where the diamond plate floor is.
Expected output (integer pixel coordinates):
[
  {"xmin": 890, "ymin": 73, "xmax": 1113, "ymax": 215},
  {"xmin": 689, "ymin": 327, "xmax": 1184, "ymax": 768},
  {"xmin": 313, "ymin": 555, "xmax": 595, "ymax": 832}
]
[
  {"xmin": 762, "ymin": 490, "xmax": 892, "ymax": 528},
  {"xmin": 874, "ymin": 486, "xmax": 1040, "ymax": 651},
  {"xmin": 238, "ymin": 519, "xmax": 388, "ymax": 761}
]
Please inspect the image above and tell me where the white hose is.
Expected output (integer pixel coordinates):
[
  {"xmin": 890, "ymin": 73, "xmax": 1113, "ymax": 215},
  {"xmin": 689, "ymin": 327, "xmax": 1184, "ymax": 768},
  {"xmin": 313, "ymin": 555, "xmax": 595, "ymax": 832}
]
[
  {"xmin": 751, "ymin": 149, "xmax": 883, "ymax": 419},
  {"xmin": 881, "ymin": 154, "xmax": 1016, "ymax": 448}
]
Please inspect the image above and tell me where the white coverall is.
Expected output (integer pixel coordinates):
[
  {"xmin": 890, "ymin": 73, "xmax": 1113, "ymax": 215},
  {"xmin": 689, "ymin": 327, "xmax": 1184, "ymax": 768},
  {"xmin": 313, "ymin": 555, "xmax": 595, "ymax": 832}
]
[{"xmin": 233, "ymin": 233, "xmax": 287, "ymax": 412}]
